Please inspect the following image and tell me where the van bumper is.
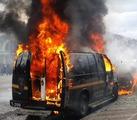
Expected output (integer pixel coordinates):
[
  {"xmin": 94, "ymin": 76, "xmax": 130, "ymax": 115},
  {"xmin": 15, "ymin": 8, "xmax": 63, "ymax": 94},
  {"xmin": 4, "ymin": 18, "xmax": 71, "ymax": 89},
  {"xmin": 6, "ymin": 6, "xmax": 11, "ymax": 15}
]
[{"xmin": 10, "ymin": 100, "xmax": 61, "ymax": 111}]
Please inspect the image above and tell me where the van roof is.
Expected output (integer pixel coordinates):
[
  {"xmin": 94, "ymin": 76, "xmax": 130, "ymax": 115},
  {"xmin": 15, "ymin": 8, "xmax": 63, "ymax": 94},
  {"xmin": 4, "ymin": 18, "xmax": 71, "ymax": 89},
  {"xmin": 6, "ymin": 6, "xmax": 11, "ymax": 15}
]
[
  {"xmin": 68, "ymin": 47, "xmax": 105, "ymax": 55},
  {"xmin": 69, "ymin": 51, "xmax": 105, "ymax": 55}
]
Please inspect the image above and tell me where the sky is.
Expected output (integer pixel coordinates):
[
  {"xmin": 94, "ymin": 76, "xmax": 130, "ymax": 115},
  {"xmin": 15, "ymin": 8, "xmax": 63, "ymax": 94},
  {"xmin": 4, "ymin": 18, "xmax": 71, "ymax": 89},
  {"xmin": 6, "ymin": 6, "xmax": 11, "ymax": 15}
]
[
  {"xmin": 104, "ymin": 0, "xmax": 137, "ymax": 73},
  {"xmin": 105, "ymin": 0, "xmax": 137, "ymax": 39}
]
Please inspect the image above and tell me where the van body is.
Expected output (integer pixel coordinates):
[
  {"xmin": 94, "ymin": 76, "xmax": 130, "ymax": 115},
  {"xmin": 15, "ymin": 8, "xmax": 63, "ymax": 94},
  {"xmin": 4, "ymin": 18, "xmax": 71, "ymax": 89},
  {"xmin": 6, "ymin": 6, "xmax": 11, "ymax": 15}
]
[{"xmin": 10, "ymin": 51, "xmax": 118, "ymax": 116}]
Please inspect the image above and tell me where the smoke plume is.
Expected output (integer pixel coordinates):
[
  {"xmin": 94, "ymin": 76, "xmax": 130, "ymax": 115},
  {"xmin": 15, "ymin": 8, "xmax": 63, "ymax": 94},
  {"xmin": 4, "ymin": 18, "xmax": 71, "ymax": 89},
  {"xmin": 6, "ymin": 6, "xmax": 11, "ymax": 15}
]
[
  {"xmin": 27, "ymin": 0, "xmax": 107, "ymax": 51},
  {"xmin": 0, "ymin": 0, "xmax": 31, "ymax": 43},
  {"xmin": 64, "ymin": 0, "xmax": 107, "ymax": 49},
  {"xmin": 0, "ymin": 0, "xmax": 107, "ymax": 49},
  {"xmin": 105, "ymin": 33, "xmax": 137, "ymax": 74}
]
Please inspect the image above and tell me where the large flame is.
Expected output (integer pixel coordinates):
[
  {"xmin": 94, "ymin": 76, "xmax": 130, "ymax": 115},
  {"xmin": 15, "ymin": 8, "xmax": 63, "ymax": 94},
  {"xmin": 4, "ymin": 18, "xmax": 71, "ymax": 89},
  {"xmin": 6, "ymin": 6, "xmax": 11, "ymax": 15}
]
[
  {"xmin": 16, "ymin": 0, "xmax": 71, "ymax": 105},
  {"xmin": 90, "ymin": 33, "xmax": 105, "ymax": 53},
  {"xmin": 29, "ymin": 0, "xmax": 70, "ymax": 104},
  {"xmin": 29, "ymin": 0, "xmax": 69, "ymax": 75}
]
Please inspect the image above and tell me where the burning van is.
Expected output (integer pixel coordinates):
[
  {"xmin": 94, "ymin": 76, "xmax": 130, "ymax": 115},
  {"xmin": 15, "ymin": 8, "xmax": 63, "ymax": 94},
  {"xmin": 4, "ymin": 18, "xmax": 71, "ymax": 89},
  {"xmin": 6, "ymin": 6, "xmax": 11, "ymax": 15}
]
[{"xmin": 10, "ymin": 50, "xmax": 118, "ymax": 117}]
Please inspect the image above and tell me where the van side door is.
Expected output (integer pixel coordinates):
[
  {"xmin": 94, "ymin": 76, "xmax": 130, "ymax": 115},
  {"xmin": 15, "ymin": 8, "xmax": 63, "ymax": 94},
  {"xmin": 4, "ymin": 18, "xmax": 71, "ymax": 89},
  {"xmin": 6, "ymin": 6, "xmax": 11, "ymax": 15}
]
[
  {"xmin": 94, "ymin": 54, "xmax": 106, "ymax": 99},
  {"xmin": 87, "ymin": 54, "xmax": 101, "ymax": 101}
]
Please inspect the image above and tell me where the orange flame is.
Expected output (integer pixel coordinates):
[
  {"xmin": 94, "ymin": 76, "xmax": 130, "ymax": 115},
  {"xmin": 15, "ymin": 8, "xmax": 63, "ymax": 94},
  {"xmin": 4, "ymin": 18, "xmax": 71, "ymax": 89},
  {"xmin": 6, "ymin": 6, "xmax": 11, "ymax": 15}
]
[
  {"xmin": 29, "ymin": 0, "xmax": 69, "ymax": 75},
  {"xmin": 118, "ymin": 73, "xmax": 137, "ymax": 96},
  {"xmin": 131, "ymin": 73, "xmax": 137, "ymax": 94},
  {"xmin": 15, "ymin": 0, "xmax": 71, "ymax": 106},
  {"xmin": 118, "ymin": 89, "xmax": 132, "ymax": 96},
  {"xmin": 90, "ymin": 33, "xmax": 105, "ymax": 53},
  {"xmin": 27, "ymin": 0, "xmax": 70, "ymax": 105}
]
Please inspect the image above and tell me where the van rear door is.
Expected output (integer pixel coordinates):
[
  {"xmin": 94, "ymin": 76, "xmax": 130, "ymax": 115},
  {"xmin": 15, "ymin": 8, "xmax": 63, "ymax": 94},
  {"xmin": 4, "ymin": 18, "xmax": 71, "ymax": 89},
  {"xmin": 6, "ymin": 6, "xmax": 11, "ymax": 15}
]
[{"xmin": 12, "ymin": 52, "xmax": 31, "ymax": 101}]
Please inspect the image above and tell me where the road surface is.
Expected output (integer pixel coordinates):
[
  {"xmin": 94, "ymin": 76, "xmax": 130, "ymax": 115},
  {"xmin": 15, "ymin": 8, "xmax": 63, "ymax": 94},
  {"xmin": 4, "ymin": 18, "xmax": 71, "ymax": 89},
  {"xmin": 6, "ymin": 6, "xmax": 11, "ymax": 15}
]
[
  {"xmin": 82, "ymin": 95, "xmax": 137, "ymax": 120},
  {"xmin": 1, "ymin": 75, "xmax": 137, "ymax": 120}
]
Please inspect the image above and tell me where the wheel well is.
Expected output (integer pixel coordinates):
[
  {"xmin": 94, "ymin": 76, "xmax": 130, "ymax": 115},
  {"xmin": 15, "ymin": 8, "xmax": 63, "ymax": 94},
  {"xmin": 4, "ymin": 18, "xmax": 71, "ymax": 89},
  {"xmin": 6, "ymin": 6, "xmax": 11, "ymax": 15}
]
[{"xmin": 80, "ymin": 90, "xmax": 90, "ymax": 102}]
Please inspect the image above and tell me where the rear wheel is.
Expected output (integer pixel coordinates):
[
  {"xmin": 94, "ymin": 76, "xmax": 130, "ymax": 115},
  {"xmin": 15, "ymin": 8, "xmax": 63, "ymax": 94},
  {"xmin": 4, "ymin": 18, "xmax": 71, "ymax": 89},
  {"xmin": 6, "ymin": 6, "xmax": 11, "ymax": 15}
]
[{"xmin": 78, "ymin": 94, "xmax": 89, "ymax": 117}]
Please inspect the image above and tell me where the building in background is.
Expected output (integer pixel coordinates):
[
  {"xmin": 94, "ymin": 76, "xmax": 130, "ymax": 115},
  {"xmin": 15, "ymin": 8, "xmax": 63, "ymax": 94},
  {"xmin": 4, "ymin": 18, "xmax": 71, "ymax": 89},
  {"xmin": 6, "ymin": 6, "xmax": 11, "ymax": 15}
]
[{"xmin": 0, "ymin": 33, "xmax": 17, "ymax": 75}]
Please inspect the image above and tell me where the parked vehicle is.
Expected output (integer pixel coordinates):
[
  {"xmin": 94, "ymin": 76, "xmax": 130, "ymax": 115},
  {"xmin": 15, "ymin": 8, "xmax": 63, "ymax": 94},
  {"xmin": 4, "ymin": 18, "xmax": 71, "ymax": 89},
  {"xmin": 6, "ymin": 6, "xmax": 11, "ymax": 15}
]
[
  {"xmin": 10, "ymin": 51, "xmax": 118, "ymax": 117},
  {"xmin": 118, "ymin": 72, "xmax": 133, "ymax": 92}
]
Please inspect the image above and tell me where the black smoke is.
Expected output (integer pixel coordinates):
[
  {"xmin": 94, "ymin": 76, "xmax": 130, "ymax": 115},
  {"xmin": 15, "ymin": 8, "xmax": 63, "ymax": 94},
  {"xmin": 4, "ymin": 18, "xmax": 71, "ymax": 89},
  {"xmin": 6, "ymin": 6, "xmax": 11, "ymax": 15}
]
[
  {"xmin": 0, "ymin": 0, "xmax": 107, "ymax": 46},
  {"xmin": 64, "ymin": 0, "xmax": 107, "ymax": 49},
  {"xmin": 27, "ymin": 0, "xmax": 42, "ymax": 38},
  {"xmin": 28, "ymin": 0, "xmax": 107, "ymax": 50},
  {"xmin": 0, "ymin": 0, "xmax": 31, "ymax": 43}
]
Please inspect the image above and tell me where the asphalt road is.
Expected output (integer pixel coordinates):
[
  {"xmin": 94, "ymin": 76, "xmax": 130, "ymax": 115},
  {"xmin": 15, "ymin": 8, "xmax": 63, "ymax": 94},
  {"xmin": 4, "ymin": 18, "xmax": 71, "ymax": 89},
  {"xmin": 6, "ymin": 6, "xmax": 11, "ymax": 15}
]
[
  {"xmin": 82, "ymin": 95, "xmax": 137, "ymax": 120},
  {"xmin": 1, "ymin": 75, "xmax": 137, "ymax": 120}
]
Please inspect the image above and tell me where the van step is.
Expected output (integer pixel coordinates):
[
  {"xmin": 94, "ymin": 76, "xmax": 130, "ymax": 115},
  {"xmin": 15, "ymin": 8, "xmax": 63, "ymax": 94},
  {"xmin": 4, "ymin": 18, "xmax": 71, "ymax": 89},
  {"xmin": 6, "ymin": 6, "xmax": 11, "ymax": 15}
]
[{"xmin": 89, "ymin": 97, "xmax": 114, "ymax": 108}]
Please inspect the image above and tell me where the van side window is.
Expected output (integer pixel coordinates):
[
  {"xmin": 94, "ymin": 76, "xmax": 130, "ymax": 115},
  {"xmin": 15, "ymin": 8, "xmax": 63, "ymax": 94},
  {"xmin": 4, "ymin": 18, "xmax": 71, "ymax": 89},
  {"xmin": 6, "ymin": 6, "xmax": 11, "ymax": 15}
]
[
  {"xmin": 78, "ymin": 55, "xmax": 89, "ymax": 74},
  {"xmin": 70, "ymin": 54, "xmax": 81, "ymax": 75},
  {"xmin": 88, "ymin": 54, "xmax": 97, "ymax": 75},
  {"xmin": 95, "ymin": 54, "xmax": 106, "ymax": 80},
  {"xmin": 15, "ymin": 52, "xmax": 31, "ymax": 75},
  {"xmin": 69, "ymin": 54, "xmax": 90, "ymax": 75}
]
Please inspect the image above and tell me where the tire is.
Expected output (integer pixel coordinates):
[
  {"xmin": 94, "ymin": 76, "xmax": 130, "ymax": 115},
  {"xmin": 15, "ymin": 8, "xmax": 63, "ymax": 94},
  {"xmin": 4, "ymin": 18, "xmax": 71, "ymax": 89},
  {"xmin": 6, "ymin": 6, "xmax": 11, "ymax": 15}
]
[
  {"xmin": 112, "ymin": 84, "xmax": 118, "ymax": 100},
  {"xmin": 78, "ymin": 94, "xmax": 89, "ymax": 117},
  {"xmin": 26, "ymin": 115, "xmax": 41, "ymax": 120}
]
